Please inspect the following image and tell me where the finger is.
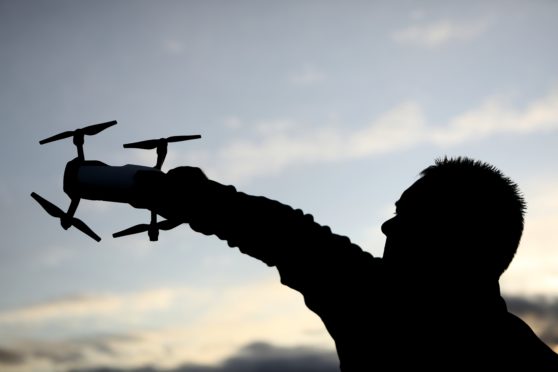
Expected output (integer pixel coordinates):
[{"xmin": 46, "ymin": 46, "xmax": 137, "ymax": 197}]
[{"xmin": 166, "ymin": 166, "xmax": 208, "ymax": 181}]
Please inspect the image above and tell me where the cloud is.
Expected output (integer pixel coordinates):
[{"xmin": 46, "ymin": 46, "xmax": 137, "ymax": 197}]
[
  {"xmin": 0, "ymin": 288, "xmax": 179, "ymax": 324},
  {"xmin": 196, "ymin": 102, "xmax": 426, "ymax": 182},
  {"xmin": 174, "ymin": 342, "xmax": 339, "ymax": 372},
  {"xmin": 0, "ymin": 334, "xmax": 137, "ymax": 372},
  {"xmin": 0, "ymin": 281, "xmax": 332, "ymax": 370},
  {"xmin": 68, "ymin": 342, "xmax": 339, "ymax": 372},
  {"xmin": 187, "ymin": 88, "xmax": 558, "ymax": 183},
  {"xmin": 392, "ymin": 19, "xmax": 489, "ymax": 47},
  {"xmin": 431, "ymin": 91, "xmax": 558, "ymax": 145},
  {"xmin": 118, "ymin": 281, "xmax": 331, "ymax": 368},
  {"xmin": 22, "ymin": 293, "xmax": 558, "ymax": 372},
  {"xmin": 3, "ymin": 290, "xmax": 558, "ymax": 371},
  {"xmin": 0, "ymin": 348, "xmax": 25, "ymax": 365},
  {"xmin": 506, "ymin": 296, "xmax": 558, "ymax": 348}
]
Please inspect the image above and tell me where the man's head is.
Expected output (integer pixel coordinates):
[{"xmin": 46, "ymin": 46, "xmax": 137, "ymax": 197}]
[{"xmin": 382, "ymin": 157, "xmax": 526, "ymax": 280}]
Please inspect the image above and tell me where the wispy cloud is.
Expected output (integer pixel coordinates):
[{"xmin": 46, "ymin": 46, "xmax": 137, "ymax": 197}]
[
  {"xmin": 0, "ymin": 348, "xmax": 24, "ymax": 366},
  {"xmin": 4, "ymin": 294, "xmax": 558, "ymax": 371},
  {"xmin": 0, "ymin": 334, "xmax": 137, "ymax": 372},
  {"xmin": 392, "ymin": 19, "xmax": 489, "ymax": 47},
  {"xmin": 187, "ymin": 88, "xmax": 558, "ymax": 184},
  {"xmin": 1, "ymin": 340, "xmax": 339, "ymax": 372},
  {"xmin": 431, "ymin": 91, "xmax": 558, "ymax": 145},
  {"xmin": 0, "ymin": 288, "xmax": 179, "ymax": 324},
  {"xmin": 0, "ymin": 281, "xmax": 331, "ymax": 371},
  {"xmin": 507, "ymin": 296, "xmax": 558, "ymax": 350},
  {"xmin": 197, "ymin": 102, "xmax": 426, "ymax": 182}
]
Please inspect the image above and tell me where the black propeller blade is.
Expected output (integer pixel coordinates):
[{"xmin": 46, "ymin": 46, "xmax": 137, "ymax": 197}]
[
  {"xmin": 39, "ymin": 130, "xmax": 76, "ymax": 145},
  {"xmin": 123, "ymin": 135, "xmax": 201, "ymax": 150},
  {"xmin": 31, "ymin": 192, "xmax": 65, "ymax": 218},
  {"xmin": 123, "ymin": 139, "xmax": 159, "ymax": 150},
  {"xmin": 70, "ymin": 218, "xmax": 102, "ymax": 242},
  {"xmin": 112, "ymin": 224, "xmax": 150, "ymax": 238},
  {"xmin": 30, "ymin": 192, "xmax": 101, "ymax": 242},
  {"xmin": 39, "ymin": 120, "xmax": 117, "ymax": 145},
  {"xmin": 167, "ymin": 135, "xmax": 202, "ymax": 143},
  {"xmin": 158, "ymin": 219, "xmax": 184, "ymax": 231},
  {"xmin": 124, "ymin": 134, "xmax": 201, "ymax": 170},
  {"xmin": 112, "ymin": 219, "xmax": 183, "ymax": 238},
  {"xmin": 81, "ymin": 120, "xmax": 118, "ymax": 136}
]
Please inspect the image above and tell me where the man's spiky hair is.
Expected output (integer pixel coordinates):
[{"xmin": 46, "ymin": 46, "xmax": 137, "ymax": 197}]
[{"xmin": 420, "ymin": 156, "xmax": 526, "ymax": 277}]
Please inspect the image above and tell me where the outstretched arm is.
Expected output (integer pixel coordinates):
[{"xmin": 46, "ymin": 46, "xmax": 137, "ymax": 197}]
[{"xmin": 132, "ymin": 166, "xmax": 381, "ymax": 315}]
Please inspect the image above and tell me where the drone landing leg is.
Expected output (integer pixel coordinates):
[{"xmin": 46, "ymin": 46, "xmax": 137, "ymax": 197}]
[{"xmin": 148, "ymin": 210, "xmax": 159, "ymax": 241}]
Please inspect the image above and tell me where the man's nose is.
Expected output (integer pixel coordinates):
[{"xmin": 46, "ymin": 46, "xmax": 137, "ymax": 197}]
[{"xmin": 381, "ymin": 216, "xmax": 396, "ymax": 236}]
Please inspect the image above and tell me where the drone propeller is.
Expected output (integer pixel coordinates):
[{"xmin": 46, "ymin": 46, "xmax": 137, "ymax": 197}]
[
  {"xmin": 112, "ymin": 219, "xmax": 182, "ymax": 239},
  {"xmin": 123, "ymin": 135, "xmax": 201, "ymax": 169},
  {"xmin": 123, "ymin": 135, "xmax": 201, "ymax": 150},
  {"xmin": 39, "ymin": 120, "xmax": 117, "ymax": 160},
  {"xmin": 31, "ymin": 192, "xmax": 65, "ymax": 218},
  {"xmin": 30, "ymin": 192, "xmax": 101, "ymax": 242},
  {"xmin": 39, "ymin": 120, "xmax": 117, "ymax": 145}
]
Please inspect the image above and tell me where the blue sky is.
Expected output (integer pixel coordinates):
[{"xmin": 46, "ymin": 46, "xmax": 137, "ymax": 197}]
[{"xmin": 1, "ymin": 1, "xmax": 558, "ymax": 370}]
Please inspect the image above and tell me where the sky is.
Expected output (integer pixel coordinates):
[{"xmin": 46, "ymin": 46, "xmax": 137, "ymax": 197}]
[{"xmin": 1, "ymin": 0, "xmax": 558, "ymax": 370}]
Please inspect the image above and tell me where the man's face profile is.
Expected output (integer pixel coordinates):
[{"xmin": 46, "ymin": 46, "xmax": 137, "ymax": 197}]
[
  {"xmin": 381, "ymin": 179, "xmax": 427, "ymax": 265},
  {"xmin": 381, "ymin": 176, "xmax": 455, "ymax": 274}
]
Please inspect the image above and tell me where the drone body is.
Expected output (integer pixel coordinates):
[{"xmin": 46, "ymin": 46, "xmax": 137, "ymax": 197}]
[
  {"xmin": 63, "ymin": 158, "xmax": 161, "ymax": 204},
  {"xmin": 31, "ymin": 120, "xmax": 200, "ymax": 242}
]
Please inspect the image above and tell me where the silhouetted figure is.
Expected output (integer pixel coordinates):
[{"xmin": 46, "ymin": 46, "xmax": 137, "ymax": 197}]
[{"xmin": 133, "ymin": 157, "xmax": 558, "ymax": 371}]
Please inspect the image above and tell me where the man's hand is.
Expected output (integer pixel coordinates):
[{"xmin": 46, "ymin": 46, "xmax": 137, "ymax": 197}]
[{"xmin": 132, "ymin": 166, "xmax": 210, "ymax": 222}]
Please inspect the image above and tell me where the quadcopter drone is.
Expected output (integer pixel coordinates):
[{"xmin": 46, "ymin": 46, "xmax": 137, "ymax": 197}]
[{"xmin": 31, "ymin": 120, "xmax": 201, "ymax": 242}]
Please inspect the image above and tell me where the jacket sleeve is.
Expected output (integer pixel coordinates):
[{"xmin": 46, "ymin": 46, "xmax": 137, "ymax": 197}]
[{"xmin": 186, "ymin": 180, "xmax": 383, "ymax": 319}]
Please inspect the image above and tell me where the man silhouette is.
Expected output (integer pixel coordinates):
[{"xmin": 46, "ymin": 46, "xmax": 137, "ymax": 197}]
[{"xmin": 134, "ymin": 156, "xmax": 558, "ymax": 370}]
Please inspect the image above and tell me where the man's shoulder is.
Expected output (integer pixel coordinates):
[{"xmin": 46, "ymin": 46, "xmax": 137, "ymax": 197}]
[{"xmin": 501, "ymin": 311, "xmax": 558, "ymax": 368}]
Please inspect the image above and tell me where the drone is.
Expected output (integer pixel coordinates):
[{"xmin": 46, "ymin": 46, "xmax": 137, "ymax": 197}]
[{"xmin": 31, "ymin": 120, "xmax": 201, "ymax": 242}]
